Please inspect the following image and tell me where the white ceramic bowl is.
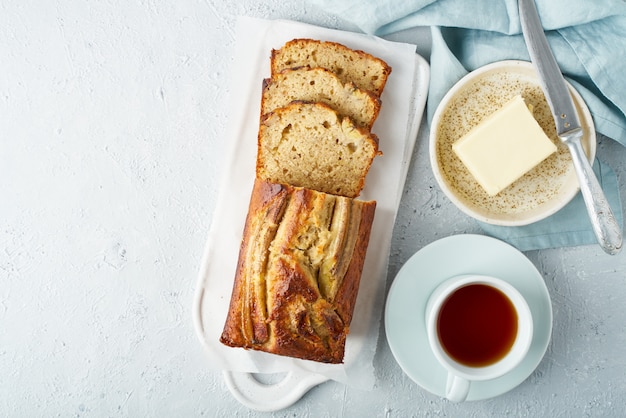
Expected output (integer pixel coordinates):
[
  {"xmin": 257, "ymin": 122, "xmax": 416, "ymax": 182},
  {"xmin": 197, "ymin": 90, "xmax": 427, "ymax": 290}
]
[{"xmin": 429, "ymin": 60, "xmax": 596, "ymax": 226}]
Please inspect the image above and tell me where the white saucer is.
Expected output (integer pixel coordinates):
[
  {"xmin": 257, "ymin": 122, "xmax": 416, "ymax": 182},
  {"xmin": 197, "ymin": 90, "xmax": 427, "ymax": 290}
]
[{"xmin": 385, "ymin": 234, "xmax": 552, "ymax": 401}]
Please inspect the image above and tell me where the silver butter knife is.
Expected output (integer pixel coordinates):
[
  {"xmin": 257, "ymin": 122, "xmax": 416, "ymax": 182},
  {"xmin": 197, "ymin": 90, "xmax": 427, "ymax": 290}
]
[{"xmin": 519, "ymin": 0, "xmax": 622, "ymax": 255}]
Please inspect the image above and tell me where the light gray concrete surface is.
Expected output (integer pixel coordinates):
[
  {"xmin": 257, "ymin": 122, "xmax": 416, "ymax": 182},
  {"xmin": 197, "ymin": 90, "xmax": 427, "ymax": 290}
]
[{"xmin": 2, "ymin": 1, "xmax": 625, "ymax": 416}]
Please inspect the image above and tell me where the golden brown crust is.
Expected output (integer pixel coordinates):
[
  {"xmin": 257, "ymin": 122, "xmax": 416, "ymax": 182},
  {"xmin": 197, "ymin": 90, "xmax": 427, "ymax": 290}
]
[
  {"xmin": 220, "ymin": 179, "xmax": 376, "ymax": 363},
  {"xmin": 220, "ymin": 181, "xmax": 288, "ymax": 347}
]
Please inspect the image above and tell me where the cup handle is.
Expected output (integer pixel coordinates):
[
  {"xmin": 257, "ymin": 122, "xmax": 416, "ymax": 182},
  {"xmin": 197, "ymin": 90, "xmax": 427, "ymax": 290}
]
[{"xmin": 445, "ymin": 373, "xmax": 470, "ymax": 402}]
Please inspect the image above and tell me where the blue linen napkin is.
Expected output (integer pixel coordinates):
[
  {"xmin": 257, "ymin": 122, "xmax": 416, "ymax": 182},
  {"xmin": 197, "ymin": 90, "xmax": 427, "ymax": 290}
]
[
  {"xmin": 480, "ymin": 157, "xmax": 623, "ymax": 251},
  {"xmin": 309, "ymin": 0, "xmax": 626, "ymax": 251}
]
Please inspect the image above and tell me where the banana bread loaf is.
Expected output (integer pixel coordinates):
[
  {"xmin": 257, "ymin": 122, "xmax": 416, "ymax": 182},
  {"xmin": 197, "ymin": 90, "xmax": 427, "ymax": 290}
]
[
  {"xmin": 270, "ymin": 38, "xmax": 391, "ymax": 96},
  {"xmin": 261, "ymin": 67, "xmax": 381, "ymax": 129},
  {"xmin": 256, "ymin": 101, "xmax": 380, "ymax": 198},
  {"xmin": 219, "ymin": 179, "xmax": 376, "ymax": 363}
]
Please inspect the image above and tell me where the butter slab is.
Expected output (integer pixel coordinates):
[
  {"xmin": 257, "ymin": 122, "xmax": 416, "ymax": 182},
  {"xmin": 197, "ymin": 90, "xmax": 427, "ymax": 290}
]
[{"xmin": 452, "ymin": 95, "xmax": 557, "ymax": 196}]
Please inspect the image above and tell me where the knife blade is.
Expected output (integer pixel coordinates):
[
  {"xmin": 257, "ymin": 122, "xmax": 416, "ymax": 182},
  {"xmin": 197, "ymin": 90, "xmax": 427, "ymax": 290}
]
[{"xmin": 519, "ymin": 0, "xmax": 622, "ymax": 255}]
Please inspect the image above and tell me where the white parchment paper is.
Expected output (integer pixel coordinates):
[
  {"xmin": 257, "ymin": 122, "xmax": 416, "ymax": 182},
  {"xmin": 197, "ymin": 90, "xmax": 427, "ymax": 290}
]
[{"xmin": 193, "ymin": 16, "xmax": 429, "ymax": 390}]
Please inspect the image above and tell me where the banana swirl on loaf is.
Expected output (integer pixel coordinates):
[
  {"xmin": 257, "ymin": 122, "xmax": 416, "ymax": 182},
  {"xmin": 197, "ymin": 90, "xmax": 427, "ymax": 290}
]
[{"xmin": 220, "ymin": 179, "xmax": 375, "ymax": 363}]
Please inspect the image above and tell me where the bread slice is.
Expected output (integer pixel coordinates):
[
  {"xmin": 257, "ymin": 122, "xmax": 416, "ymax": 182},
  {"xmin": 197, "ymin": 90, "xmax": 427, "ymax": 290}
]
[
  {"xmin": 261, "ymin": 67, "xmax": 381, "ymax": 130},
  {"xmin": 220, "ymin": 179, "xmax": 376, "ymax": 363},
  {"xmin": 271, "ymin": 39, "xmax": 391, "ymax": 96},
  {"xmin": 257, "ymin": 101, "xmax": 380, "ymax": 198}
]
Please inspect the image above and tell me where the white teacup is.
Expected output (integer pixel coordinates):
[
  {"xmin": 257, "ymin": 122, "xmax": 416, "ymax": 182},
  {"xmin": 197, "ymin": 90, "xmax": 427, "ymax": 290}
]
[{"xmin": 425, "ymin": 274, "xmax": 533, "ymax": 402}]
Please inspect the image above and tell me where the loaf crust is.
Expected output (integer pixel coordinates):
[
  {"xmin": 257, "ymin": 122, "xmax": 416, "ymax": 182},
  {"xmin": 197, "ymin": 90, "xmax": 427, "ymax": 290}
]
[
  {"xmin": 261, "ymin": 67, "xmax": 381, "ymax": 129},
  {"xmin": 271, "ymin": 38, "xmax": 391, "ymax": 96},
  {"xmin": 220, "ymin": 179, "xmax": 376, "ymax": 363}
]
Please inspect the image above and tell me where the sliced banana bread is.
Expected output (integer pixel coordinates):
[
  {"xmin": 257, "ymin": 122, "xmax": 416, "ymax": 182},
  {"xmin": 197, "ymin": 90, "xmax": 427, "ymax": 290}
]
[
  {"xmin": 257, "ymin": 101, "xmax": 380, "ymax": 198},
  {"xmin": 270, "ymin": 39, "xmax": 391, "ymax": 96},
  {"xmin": 261, "ymin": 67, "xmax": 381, "ymax": 130}
]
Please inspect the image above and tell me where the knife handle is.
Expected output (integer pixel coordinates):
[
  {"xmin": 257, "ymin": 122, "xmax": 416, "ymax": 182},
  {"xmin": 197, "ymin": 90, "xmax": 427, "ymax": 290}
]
[{"xmin": 567, "ymin": 137, "xmax": 623, "ymax": 255}]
